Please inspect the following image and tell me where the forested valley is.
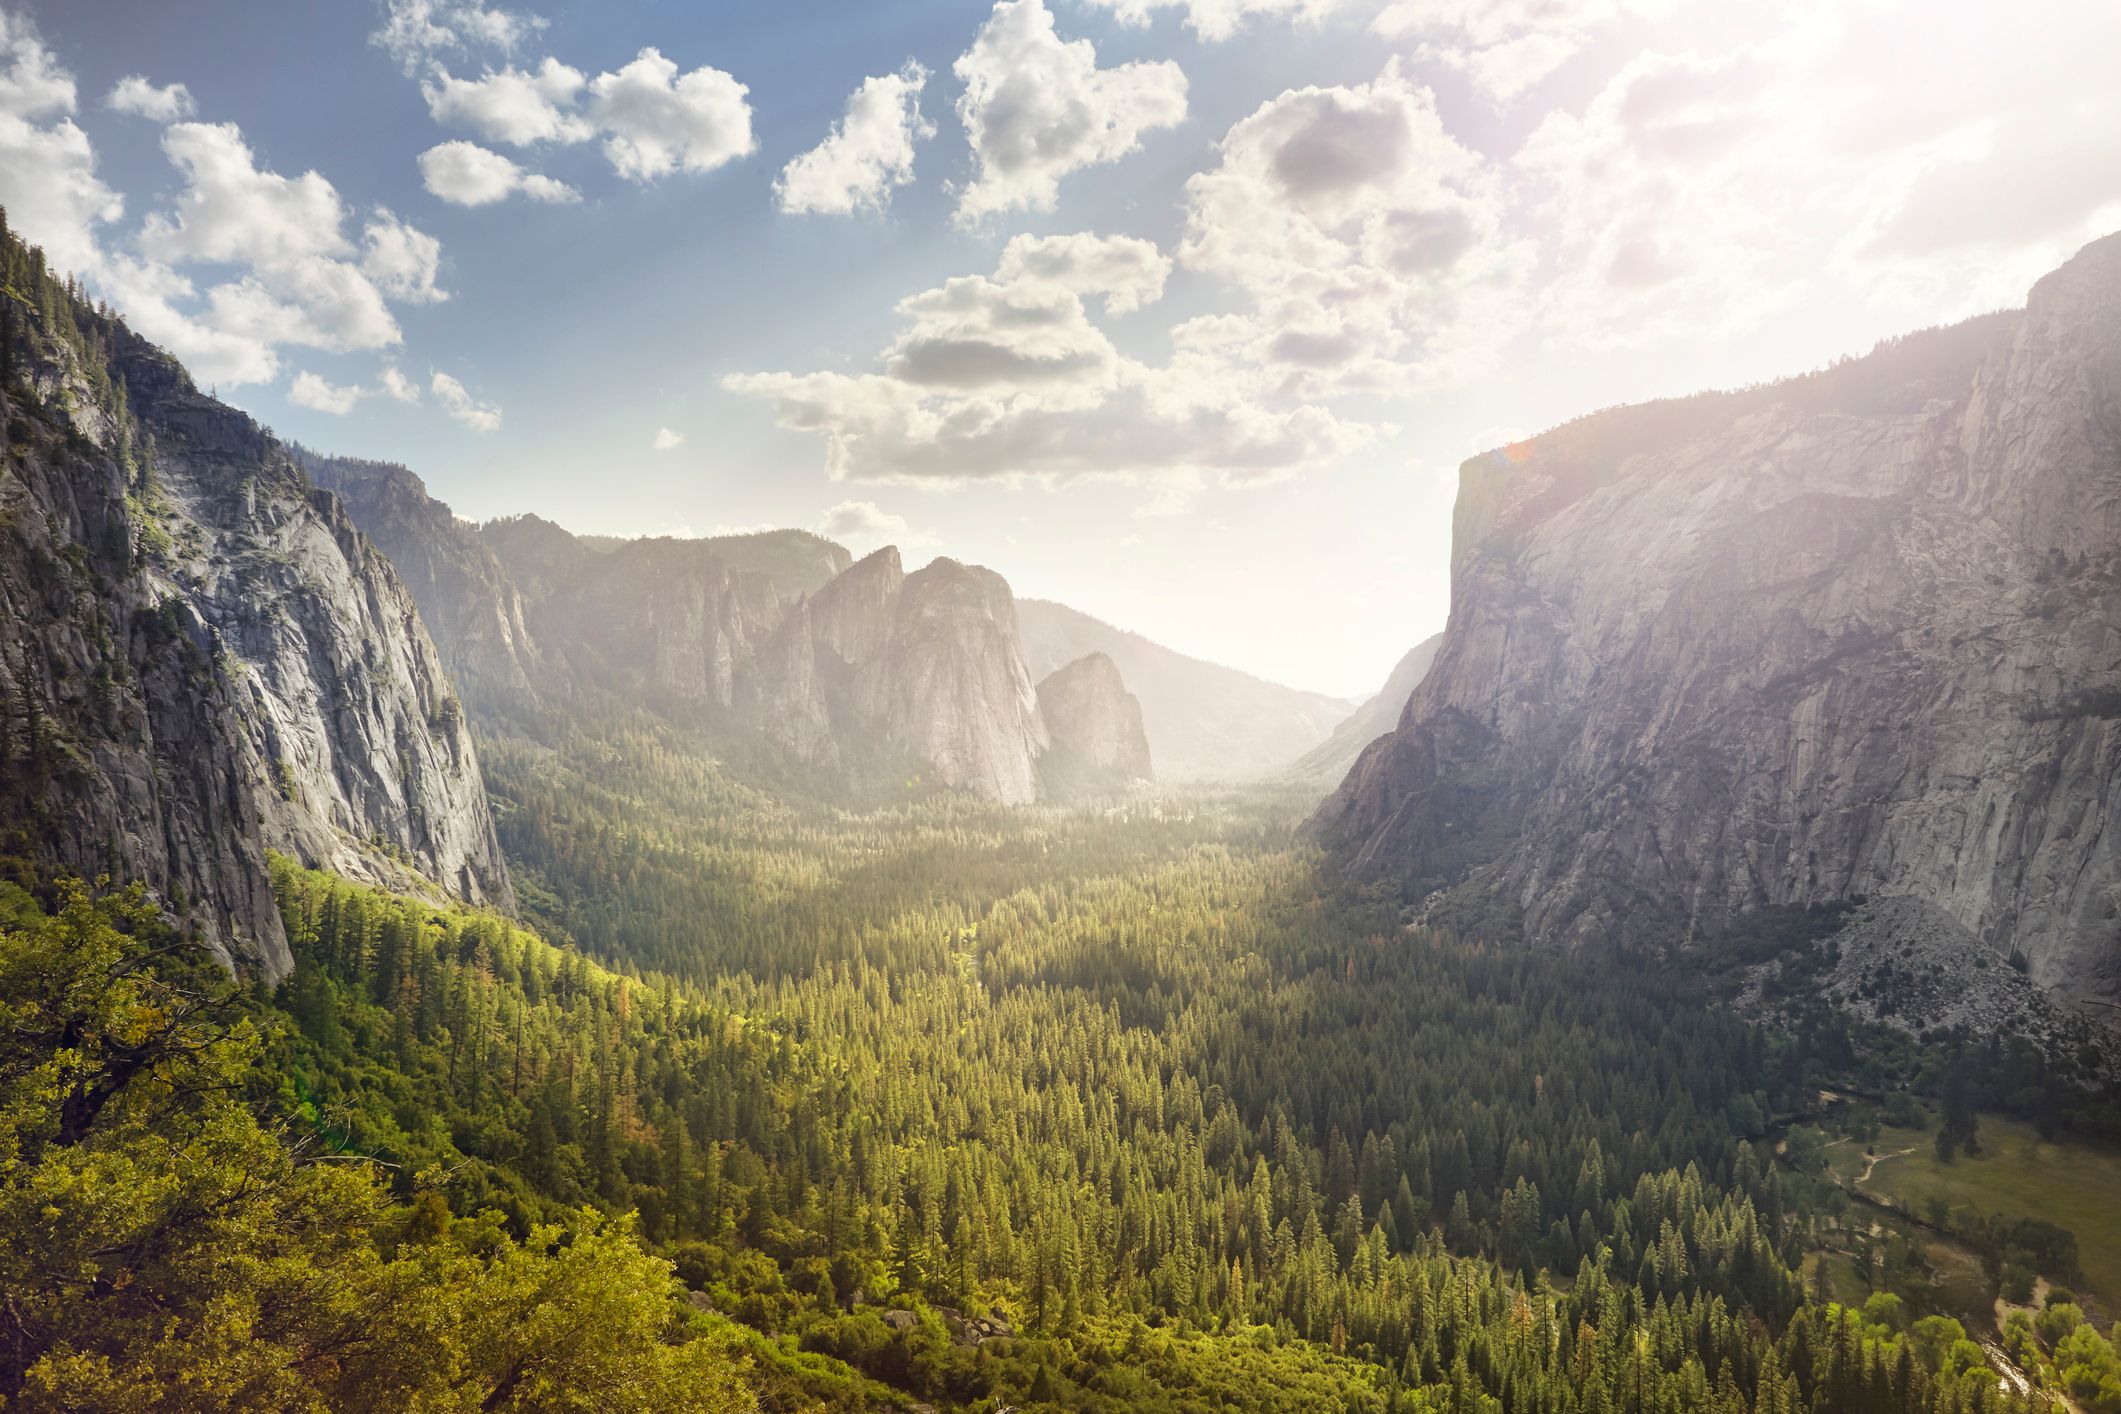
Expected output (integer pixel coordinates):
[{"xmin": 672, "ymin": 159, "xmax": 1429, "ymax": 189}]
[{"xmin": 10, "ymin": 707, "xmax": 2120, "ymax": 1410}]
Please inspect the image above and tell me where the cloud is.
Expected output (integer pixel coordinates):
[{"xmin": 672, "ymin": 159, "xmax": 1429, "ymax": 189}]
[
  {"xmin": 361, "ymin": 207, "xmax": 448, "ymax": 301},
  {"xmin": 1419, "ymin": 31, "xmax": 1578, "ymax": 100},
  {"xmin": 418, "ymin": 139, "xmax": 578, "ymax": 205},
  {"xmin": 726, "ymin": 232, "xmax": 1375, "ymax": 485},
  {"xmin": 104, "ymin": 75, "xmax": 195, "ymax": 122},
  {"xmin": 652, "ymin": 426, "xmax": 683, "ymax": 450},
  {"xmin": 423, "ymin": 59, "xmax": 590, "ymax": 145},
  {"xmin": 126, "ymin": 122, "xmax": 449, "ymax": 371},
  {"xmin": 0, "ymin": 13, "xmax": 123, "ymax": 281},
  {"xmin": 0, "ymin": 18, "xmax": 450, "ymax": 391},
  {"xmin": 776, "ymin": 62, "xmax": 932, "ymax": 216},
  {"xmin": 1179, "ymin": 59, "xmax": 1531, "ymax": 396},
  {"xmin": 423, "ymin": 48, "xmax": 754, "ymax": 184},
  {"xmin": 379, "ymin": 366, "xmax": 421, "ymax": 403},
  {"xmin": 587, "ymin": 48, "xmax": 755, "ymax": 181},
  {"xmin": 1371, "ymin": 0, "xmax": 1664, "ymax": 102},
  {"xmin": 817, "ymin": 498, "xmax": 939, "ymax": 551},
  {"xmin": 1080, "ymin": 0, "xmax": 1348, "ymax": 42},
  {"xmin": 819, "ymin": 499, "xmax": 909, "ymax": 542},
  {"xmin": 0, "ymin": 9, "xmax": 76, "ymax": 119},
  {"xmin": 372, "ymin": 0, "xmax": 544, "ymax": 76},
  {"xmin": 952, "ymin": 0, "xmax": 1187, "ymax": 223},
  {"xmin": 140, "ymin": 122, "xmax": 354, "ymax": 269},
  {"xmin": 432, "ymin": 370, "xmax": 502, "ymax": 431},
  {"xmin": 1507, "ymin": 4, "xmax": 2121, "ymax": 346},
  {"xmin": 288, "ymin": 370, "xmax": 366, "ymax": 414},
  {"xmin": 993, "ymin": 231, "xmax": 1170, "ymax": 314}
]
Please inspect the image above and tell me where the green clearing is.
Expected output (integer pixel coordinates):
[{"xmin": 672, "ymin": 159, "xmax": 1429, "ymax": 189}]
[{"xmin": 1855, "ymin": 1116, "xmax": 2121, "ymax": 1311}]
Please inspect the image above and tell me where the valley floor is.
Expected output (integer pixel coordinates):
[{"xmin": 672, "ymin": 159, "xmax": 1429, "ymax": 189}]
[{"xmin": 8, "ymin": 735, "xmax": 2121, "ymax": 1410}]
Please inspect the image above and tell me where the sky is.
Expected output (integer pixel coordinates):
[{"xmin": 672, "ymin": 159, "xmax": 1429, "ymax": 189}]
[{"xmin": 3, "ymin": 1, "xmax": 2119, "ymax": 696}]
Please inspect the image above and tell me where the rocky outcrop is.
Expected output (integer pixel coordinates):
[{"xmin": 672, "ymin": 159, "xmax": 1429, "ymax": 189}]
[
  {"xmin": 0, "ymin": 233, "xmax": 510, "ymax": 976},
  {"xmin": 1037, "ymin": 653, "xmax": 1151, "ymax": 796},
  {"xmin": 854, "ymin": 558, "xmax": 1050, "ymax": 803},
  {"xmin": 1018, "ymin": 598, "xmax": 1355, "ymax": 780},
  {"xmin": 1318, "ymin": 235, "xmax": 2121, "ymax": 1002},
  {"xmin": 1287, "ymin": 634, "xmax": 1441, "ymax": 792},
  {"xmin": 808, "ymin": 546, "xmax": 903, "ymax": 671}
]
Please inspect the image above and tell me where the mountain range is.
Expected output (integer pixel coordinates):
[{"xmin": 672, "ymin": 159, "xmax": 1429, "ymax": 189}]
[
  {"xmin": 302, "ymin": 456, "xmax": 1155, "ymax": 805},
  {"xmin": 12, "ymin": 209, "xmax": 2119, "ymax": 1014}
]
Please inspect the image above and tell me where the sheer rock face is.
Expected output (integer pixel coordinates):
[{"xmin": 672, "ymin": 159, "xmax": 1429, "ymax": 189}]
[
  {"xmin": 1317, "ymin": 234, "xmax": 2121, "ymax": 1002},
  {"xmin": 0, "ymin": 285, "xmax": 510, "ymax": 978},
  {"xmin": 1037, "ymin": 653, "xmax": 1152, "ymax": 796},
  {"xmin": 809, "ymin": 546, "xmax": 905, "ymax": 671},
  {"xmin": 301, "ymin": 454, "xmax": 543, "ymax": 704},
  {"xmin": 854, "ymin": 558, "xmax": 1051, "ymax": 804}
]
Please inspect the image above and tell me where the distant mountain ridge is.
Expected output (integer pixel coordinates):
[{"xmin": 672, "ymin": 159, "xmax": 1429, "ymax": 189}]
[
  {"xmin": 1286, "ymin": 634, "xmax": 1443, "ymax": 791},
  {"xmin": 1017, "ymin": 599, "xmax": 1356, "ymax": 780},
  {"xmin": 305, "ymin": 460, "xmax": 1151, "ymax": 802},
  {"xmin": 1317, "ymin": 234, "xmax": 2121, "ymax": 1002}
]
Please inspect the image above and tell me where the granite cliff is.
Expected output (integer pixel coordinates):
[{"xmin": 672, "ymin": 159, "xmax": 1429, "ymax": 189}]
[
  {"xmin": 1036, "ymin": 652, "xmax": 1153, "ymax": 797},
  {"xmin": 0, "ymin": 233, "xmax": 510, "ymax": 976},
  {"xmin": 1318, "ymin": 236, "xmax": 2121, "ymax": 1001}
]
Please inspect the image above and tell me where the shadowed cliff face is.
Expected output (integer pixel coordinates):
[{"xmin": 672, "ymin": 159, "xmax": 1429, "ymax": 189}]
[
  {"xmin": 0, "ymin": 242, "xmax": 510, "ymax": 977},
  {"xmin": 1317, "ymin": 234, "xmax": 2121, "ymax": 1001}
]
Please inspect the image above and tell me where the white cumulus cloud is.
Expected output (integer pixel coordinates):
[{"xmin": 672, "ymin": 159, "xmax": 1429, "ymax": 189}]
[
  {"xmin": 587, "ymin": 48, "xmax": 754, "ymax": 181},
  {"xmin": 994, "ymin": 231, "xmax": 1171, "ymax": 314},
  {"xmin": 288, "ymin": 370, "xmax": 366, "ymax": 414},
  {"xmin": 0, "ymin": 12, "xmax": 123, "ymax": 281},
  {"xmin": 420, "ymin": 48, "xmax": 754, "ymax": 185},
  {"xmin": 776, "ymin": 62, "xmax": 932, "ymax": 216},
  {"xmin": 423, "ymin": 58, "xmax": 590, "ymax": 146},
  {"xmin": 418, "ymin": 139, "xmax": 578, "ymax": 205},
  {"xmin": 361, "ymin": 207, "xmax": 448, "ymax": 302},
  {"xmin": 379, "ymin": 366, "xmax": 421, "ymax": 404},
  {"xmin": 1179, "ymin": 60, "xmax": 1531, "ymax": 395},
  {"xmin": 652, "ymin": 426, "xmax": 683, "ymax": 450},
  {"xmin": 432, "ymin": 370, "xmax": 502, "ymax": 431},
  {"xmin": 817, "ymin": 499, "xmax": 935, "ymax": 551},
  {"xmin": 952, "ymin": 0, "xmax": 1187, "ymax": 224},
  {"xmin": 103, "ymin": 75, "xmax": 195, "ymax": 122},
  {"xmin": 1513, "ymin": 3, "xmax": 2121, "ymax": 345},
  {"xmin": 0, "ymin": 16, "xmax": 450, "ymax": 391}
]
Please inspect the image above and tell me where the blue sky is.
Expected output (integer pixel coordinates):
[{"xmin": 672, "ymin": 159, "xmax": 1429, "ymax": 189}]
[{"xmin": 6, "ymin": 1, "xmax": 2121, "ymax": 694}]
